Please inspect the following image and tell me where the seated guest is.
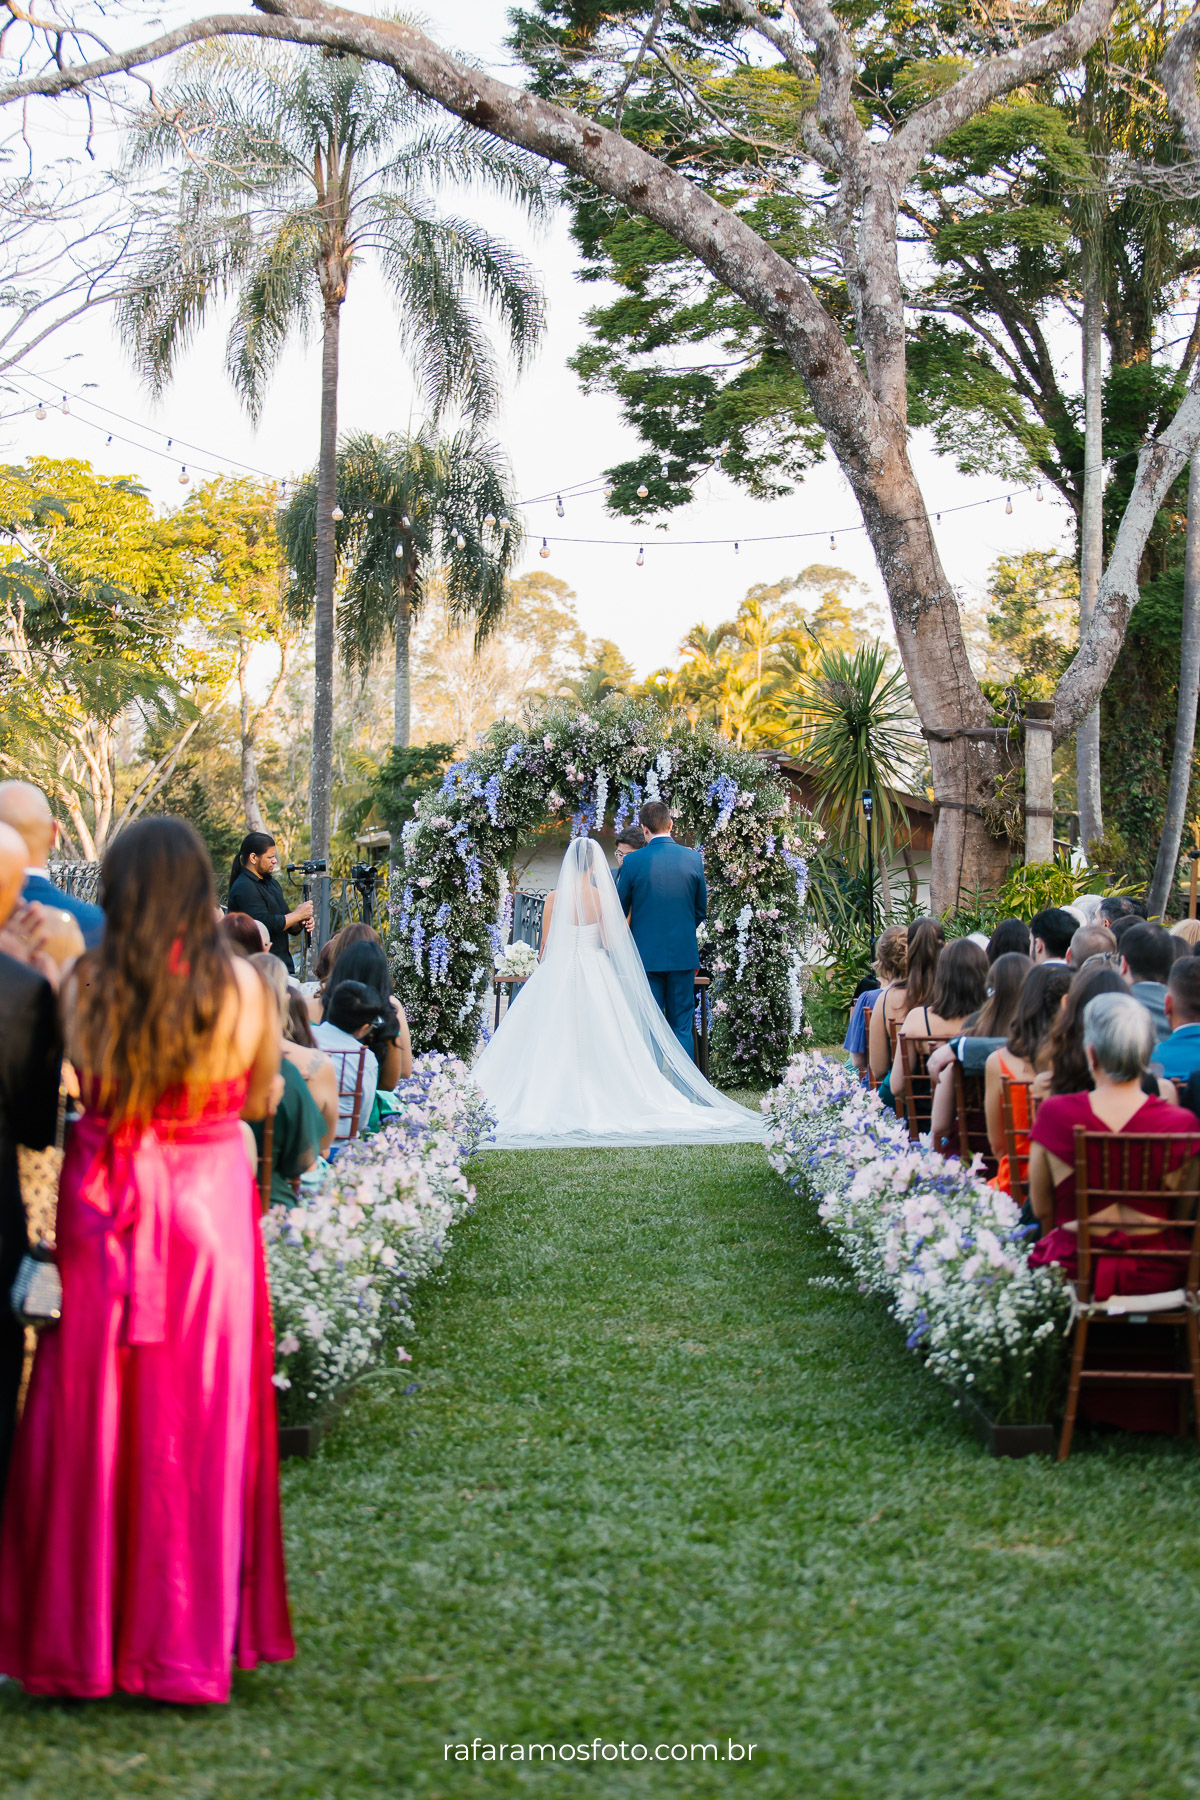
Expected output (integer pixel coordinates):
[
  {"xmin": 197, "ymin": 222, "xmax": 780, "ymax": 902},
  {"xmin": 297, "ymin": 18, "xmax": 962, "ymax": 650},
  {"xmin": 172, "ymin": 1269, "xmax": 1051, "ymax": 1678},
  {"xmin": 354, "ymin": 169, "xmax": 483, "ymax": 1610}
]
[
  {"xmin": 0, "ymin": 781, "xmax": 103, "ymax": 948},
  {"xmin": 321, "ymin": 939, "xmax": 412, "ymax": 1090},
  {"xmin": 248, "ymin": 958, "xmax": 332, "ymax": 1201},
  {"xmin": 1041, "ymin": 964, "xmax": 1134, "ymax": 1098},
  {"xmin": 1170, "ymin": 917, "xmax": 1200, "ymax": 951},
  {"xmin": 251, "ymin": 955, "xmax": 338, "ymax": 1154},
  {"xmin": 1028, "ymin": 994, "xmax": 1200, "ymax": 1307},
  {"xmin": 1030, "ymin": 907, "xmax": 1075, "ymax": 964},
  {"xmin": 870, "ymin": 916, "xmax": 941, "ymax": 1093},
  {"xmin": 987, "ymin": 918, "xmax": 1032, "ymax": 962},
  {"xmin": 845, "ymin": 926, "xmax": 905, "ymax": 1076},
  {"xmin": 928, "ymin": 951, "xmax": 1031, "ymax": 1146},
  {"xmin": 1067, "ymin": 924, "xmax": 1117, "ymax": 967},
  {"xmin": 304, "ymin": 920, "xmax": 382, "ymax": 1018},
  {"xmin": 892, "ymin": 936, "xmax": 987, "ymax": 1100},
  {"xmin": 1118, "ymin": 922, "xmax": 1173, "ymax": 1041},
  {"xmin": 313, "ymin": 981, "xmax": 394, "ymax": 1139},
  {"xmin": 221, "ymin": 910, "xmax": 269, "ymax": 958},
  {"xmin": 1154, "ymin": 956, "xmax": 1200, "ymax": 1083},
  {"xmin": 982, "ymin": 963, "xmax": 1072, "ymax": 1193}
]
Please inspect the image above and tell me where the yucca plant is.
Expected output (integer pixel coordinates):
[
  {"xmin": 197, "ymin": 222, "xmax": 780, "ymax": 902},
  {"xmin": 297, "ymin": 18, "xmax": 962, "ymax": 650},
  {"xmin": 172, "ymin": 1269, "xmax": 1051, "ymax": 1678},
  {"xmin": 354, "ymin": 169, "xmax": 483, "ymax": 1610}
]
[
  {"xmin": 119, "ymin": 42, "xmax": 550, "ymax": 857},
  {"xmin": 789, "ymin": 641, "xmax": 921, "ymax": 877}
]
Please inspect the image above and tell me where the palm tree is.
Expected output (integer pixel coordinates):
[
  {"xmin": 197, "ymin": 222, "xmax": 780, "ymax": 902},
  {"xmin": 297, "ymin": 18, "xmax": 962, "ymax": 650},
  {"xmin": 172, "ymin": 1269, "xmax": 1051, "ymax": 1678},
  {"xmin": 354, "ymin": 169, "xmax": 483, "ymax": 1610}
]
[
  {"xmin": 118, "ymin": 43, "xmax": 549, "ymax": 859},
  {"xmin": 787, "ymin": 642, "xmax": 921, "ymax": 898},
  {"xmin": 280, "ymin": 427, "xmax": 522, "ymax": 748}
]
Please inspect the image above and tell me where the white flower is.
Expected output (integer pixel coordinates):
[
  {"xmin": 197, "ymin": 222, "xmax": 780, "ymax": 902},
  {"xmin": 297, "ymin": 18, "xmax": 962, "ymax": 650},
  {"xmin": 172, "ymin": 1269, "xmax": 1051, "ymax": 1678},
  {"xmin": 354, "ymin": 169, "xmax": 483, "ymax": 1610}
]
[
  {"xmin": 277, "ymin": 1333, "xmax": 300, "ymax": 1357},
  {"xmin": 396, "ymin": 1346, "xmax": 413, "ymax": 1362}
]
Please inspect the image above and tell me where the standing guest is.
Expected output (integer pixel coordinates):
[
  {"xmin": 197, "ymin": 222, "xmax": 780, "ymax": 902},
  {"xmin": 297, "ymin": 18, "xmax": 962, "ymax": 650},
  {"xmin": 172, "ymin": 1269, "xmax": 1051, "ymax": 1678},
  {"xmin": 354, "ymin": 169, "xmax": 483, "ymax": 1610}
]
[
  {"xmin": 227, "ymin": 831, "xmax": 313, "ymax": 972},
  {"xmin": 0, "ymin": 817, "xmax": 293, "ymax": 1702},
  {"xmin": 0, "ymin": 822, "xmax": 62, "ymax": 1501},
  {"xmin": 1029, "ymin": 907, "xmax": 1076, "ymax": 964},
  {"xmin": 986, "ymin": 918, "xmax": 1032, "ymax": 962},
  {"xmin": 0, "ymin": 781, "xmax": 104, "ymax": 949},
  {"xmin": 613, "ymin": 826, "xmax": 647, "ymax": 868},
  {"xmin": 1067, "ymin": 924, "xmax": 1117, "ymax": 967},
  {"xmin": 845, "ymin": 927, "xmax": 905, "ymax": 1077},
  {"xmin": 1099, "ymin": 895, "xmax": 1142, "ymax": 928},
  {"xmin": 891, "ymin": 936, "xmax": 987, "ymax": 1100},
  {"xmin": 1117, "ymin": 922, "xmax": 1173, "ymax": 1041},
  {"xmin": 869, "ymin": 916, "xmax": 942, "ymax": 1093},
  {"xmin": 1170, "ymin": 917, "xmax": 1200, "ymax": 950},
  {"xmin": 1153, "ymin": 957, "xmax": 1200, "ymax": 1082},
  {"xmin": 220, "ymin": 910, "xmax": 270, "ymax": 958}
]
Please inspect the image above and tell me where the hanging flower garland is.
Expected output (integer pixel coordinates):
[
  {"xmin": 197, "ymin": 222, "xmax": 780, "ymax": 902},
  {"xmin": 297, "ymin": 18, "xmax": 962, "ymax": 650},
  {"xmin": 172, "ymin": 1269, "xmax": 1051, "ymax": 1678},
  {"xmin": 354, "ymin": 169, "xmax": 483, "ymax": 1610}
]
[{"xmin": 388, "ymin": 697, "xmax": 811, "ymax": 1087}]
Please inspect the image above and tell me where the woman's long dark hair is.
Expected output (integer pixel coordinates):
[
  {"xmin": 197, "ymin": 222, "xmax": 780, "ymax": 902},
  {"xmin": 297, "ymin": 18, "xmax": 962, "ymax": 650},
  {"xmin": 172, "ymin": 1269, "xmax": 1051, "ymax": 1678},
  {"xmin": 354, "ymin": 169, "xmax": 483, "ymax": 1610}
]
[
  {"xmin": 904, "ymin": 916, "xmax": 945, "ymax": 1010},
  {"xmin": 929, "ymin": 936, "xmax": 987, "ymax": 1022},
  {"xmin": 325, "ymin": 939, "xmax": 392, "ymax": 1010},
  {"xmin": 1006, "ymin": 962, "xmax": 1072, "ymax": 1063},
  {"xmin": 230, "ymin": 830, "xmax": 275, "ymax": 887},
  {"xmin": 74, "ymin": 817, "xmax": 233, "ymax": 1128},
  {"xmin": 1047, "ymin": 965, "xmax": 1129, "ymax": 1095},
  {"xmin": 971, "ymin": 951, "xmax": 1032, "ymax": 1038}
]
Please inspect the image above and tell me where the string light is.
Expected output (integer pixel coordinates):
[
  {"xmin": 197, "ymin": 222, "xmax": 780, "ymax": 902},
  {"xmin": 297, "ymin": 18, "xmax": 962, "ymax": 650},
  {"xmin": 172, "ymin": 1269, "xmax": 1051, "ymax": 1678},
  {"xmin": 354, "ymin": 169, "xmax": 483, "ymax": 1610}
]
[
  {"xmin": 34, "ymin": 404, "xmax": 45, "ymax": 421},
  {"xmin": 394, "ymin": 541, "xmax": 403, "ymax": 558},
  {"xmin": 830, "ymin": 533, "xmax": 836, "ymax": 550},
  {"xmin": 455, "ymin": 531, "xmax": 466, "ymax": 550},
  {"xmin": 178, "ymin": 465, "xmax": 189, "ymax": 486},
  {"xmin": 660, "ymin": 461, "xmax": 669, "ymax": 479},
  {"xmin": 366, "ymin": 509, "xmax": 374, "ymax": 519},
  {"xmin": 59, "ymin": 397, "xmax": 68, "ymax": 415},
  {"xmin": 1036, "ymin": 484, "xmax": 1043, "ymax": 501},
  {"xmin": 331, "ymin": 503, "xmax": 344, "ymax": 521},
  {"xmin": 401, "ymin": 514, "xmax": 411, "ymax": 528},
  {"xmin": 166, "ymin": 438, "xmax": 172, "ymax": 448},
  {"xmin": 498, "ymin": 516, "xmax": 511, "ymax": 531},
  {"xmin": 1005, "ymin": 495, "xmax": 1013, "ymax": 515},
  {"xmin": 636, "ymin": 483, "xmax": 649, "ymax": 498},
  {"xmin": 636, "ymin": 546, "xmax": 644, "ymax": 566},
  {"xmin": 734, "ymin": 540, "xmax": 739, "ymax": 554},
  {"xmin": 483, "ymin": 512, "xmax": 496, "ymax": 529},
  {"xmin": 539, "ymin": 537, "xmax": 550, "ymax": 559},
  {"xmin": 555, "ymin": 494, "xmax": 564, "ymax": 517}
]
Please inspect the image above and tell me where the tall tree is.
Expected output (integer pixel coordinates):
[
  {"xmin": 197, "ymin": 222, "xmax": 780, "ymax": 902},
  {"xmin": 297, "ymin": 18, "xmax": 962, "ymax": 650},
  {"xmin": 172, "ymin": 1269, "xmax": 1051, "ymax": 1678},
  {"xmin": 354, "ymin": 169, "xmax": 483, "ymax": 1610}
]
[
  {"xmin": 116, "ymin": 42, "xmax": 549, "ymax": 860},
  {"xmin": 280, "ymin": 427, "xmax": 522, "ymax": 751},
  {"xmin": 1148, "ymin": 456, "xmax": 1200, "ymax": 916},
  {"xmin": 12, "ymin": 3, "xmax": 1200, "ymax": 901}
]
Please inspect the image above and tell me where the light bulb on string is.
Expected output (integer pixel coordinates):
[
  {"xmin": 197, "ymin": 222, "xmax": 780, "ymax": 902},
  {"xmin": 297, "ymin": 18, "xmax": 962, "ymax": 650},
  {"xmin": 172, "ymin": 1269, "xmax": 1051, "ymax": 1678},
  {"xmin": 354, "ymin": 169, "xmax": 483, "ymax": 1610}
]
[
  {"xmin": 394, "ymin": 541, "xmax": 404, "ymax": 559},
  {"xmin": 483, "ymin": 512, "xmax": 496, "ymax": 529},
  {"xmin": 539, "ymin": 537, "xmax": 550, "ymax": 559},
  {"xmin": 178, "ymin": 465, "xmax": 189, "ymax": 486},
  {"xmin": 734, "ymin": 540, "xmax": 739, "ymax": 554},
  {"xmin": 830, "ymin": 533, "xmax": 836, "ymax": 551},
  {"xmin": 936, "ymin": 512, "xmax": 941, "ymax": 522},
  {"xmin": 498, "ymin": 517, "xmax": 511, "ymax": 531},
  {"xmin": 455, "ymin": 532, "xmax": 466, "ymax": 550},
  {"xmin": 1005, "ymin": 495, "xmax": 1013, "ymax": 515},
  {"xmin": 555, "ymin": 494, "xmax": 564, "ymax": 518},
  {"xmin": 401, "ymin": 514, "xmax": 411, "ymax": 529},
  {"xmin": 366, "ymin": 509, "xmax": 374, "ymax": 520},
  {"xmin": 106, "ymin": 434, "xmax": 112, "ymax": 445},
  {"xmin": 60, "ymin": 397, "xmax": 69, "ymax": 415},
  {"xmin": 636, "ymin": 483, "xmax": 649, "ymax": 498},
  {"xmin": 331, "ymin": 504, "xmax": 344, "ymax": 522},
  {"xmin": 34, "ymin": 404, "xmax": 46, "ymax": 421},
  {"xmin": 1036, "ymin": 484, "xmax": 1043, "ymax": 502},
  {"xmin": 660, "ymin": 462, "xmax": 669, "ymax": 479},
  {"xmin": 636, "ymin": 546, "xmax": 644, "ymax": 567}
]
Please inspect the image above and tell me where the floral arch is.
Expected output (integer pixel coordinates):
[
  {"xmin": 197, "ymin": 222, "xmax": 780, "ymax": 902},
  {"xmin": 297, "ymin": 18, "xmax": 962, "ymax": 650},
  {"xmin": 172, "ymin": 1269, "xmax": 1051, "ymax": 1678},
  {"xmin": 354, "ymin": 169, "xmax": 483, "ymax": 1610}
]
[{"xmin": 389, "ymin": 698, "xmax": 810, "ymax": 1087}]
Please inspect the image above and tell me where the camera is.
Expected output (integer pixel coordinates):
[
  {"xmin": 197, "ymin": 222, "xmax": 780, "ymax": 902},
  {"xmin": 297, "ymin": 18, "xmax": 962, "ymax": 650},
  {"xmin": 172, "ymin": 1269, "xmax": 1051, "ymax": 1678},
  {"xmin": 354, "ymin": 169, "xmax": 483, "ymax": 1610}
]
[
  {"xmin": 350, "ymin": 862, "xmax": 379, "ymax": 888},
  {"xmin": 286, "ymin": 859, "xmax": 327, "ymax": 876},
  {"xmin": 364, "ymin": 1011, "xmax": 398, "ymax": 1057}
]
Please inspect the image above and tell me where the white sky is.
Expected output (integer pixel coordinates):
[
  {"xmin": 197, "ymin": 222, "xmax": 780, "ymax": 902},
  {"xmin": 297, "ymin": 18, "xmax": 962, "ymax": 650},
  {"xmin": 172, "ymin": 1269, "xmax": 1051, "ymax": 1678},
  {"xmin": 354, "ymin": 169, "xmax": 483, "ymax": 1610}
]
[{"xmin": 1, "ymin": 0, "xmax": 1077, "ymax": 677}]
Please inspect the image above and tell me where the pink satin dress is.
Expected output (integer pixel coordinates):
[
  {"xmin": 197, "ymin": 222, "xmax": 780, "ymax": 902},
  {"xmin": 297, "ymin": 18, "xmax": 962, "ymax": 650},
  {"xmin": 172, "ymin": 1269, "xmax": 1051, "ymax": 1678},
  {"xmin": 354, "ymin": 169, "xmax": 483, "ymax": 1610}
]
[{"xmin": 0, "ymin": 1075, "xmax": 294, "ymax": 1702}]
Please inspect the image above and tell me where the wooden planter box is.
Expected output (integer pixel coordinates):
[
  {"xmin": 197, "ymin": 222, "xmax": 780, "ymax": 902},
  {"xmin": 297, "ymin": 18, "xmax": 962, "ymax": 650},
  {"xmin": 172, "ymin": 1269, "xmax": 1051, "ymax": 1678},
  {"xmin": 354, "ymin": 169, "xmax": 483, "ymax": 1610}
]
[
  {"xmin": 967, "ymin": 1400, "xmax": 1055, "ymax": 1459},
  {"xmin": 278, "ymin": 1418, "xmax": 324, "ymax": 1460}
]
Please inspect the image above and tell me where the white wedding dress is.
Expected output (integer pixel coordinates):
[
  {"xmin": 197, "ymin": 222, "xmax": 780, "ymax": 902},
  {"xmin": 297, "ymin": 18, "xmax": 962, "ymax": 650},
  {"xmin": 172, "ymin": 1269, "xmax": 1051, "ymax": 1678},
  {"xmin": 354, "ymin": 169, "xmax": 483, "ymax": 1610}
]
[{"xmin": 473, "ymin": 836, "xmax": 764, "ymax": 1149}]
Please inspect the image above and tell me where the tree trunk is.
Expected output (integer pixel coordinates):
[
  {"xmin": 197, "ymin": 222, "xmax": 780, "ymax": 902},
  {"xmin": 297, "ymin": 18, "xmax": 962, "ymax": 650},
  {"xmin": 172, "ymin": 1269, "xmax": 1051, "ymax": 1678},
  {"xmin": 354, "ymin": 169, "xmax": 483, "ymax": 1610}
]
[
  {"xmin": 393, "ymin": 584, "xmax": 412, "ymax": 748},
  {"xmin": 238, "ymin": 634, "xmax": 267, "ymax": 831},
  {"xmin": 1148, "ymin": 455, "xmax": 1200, "ymax": 918},
  {"xmin": 1024, "ymin": 704, "xmax": 1056, "ymax": 864},
  {"xmin": 1076, "ymin": 222, "xmax": 1105, "ymax": 853},
  {"xmin": 309, "ymin": 295, "xmax": 341, "ymax": 863}
]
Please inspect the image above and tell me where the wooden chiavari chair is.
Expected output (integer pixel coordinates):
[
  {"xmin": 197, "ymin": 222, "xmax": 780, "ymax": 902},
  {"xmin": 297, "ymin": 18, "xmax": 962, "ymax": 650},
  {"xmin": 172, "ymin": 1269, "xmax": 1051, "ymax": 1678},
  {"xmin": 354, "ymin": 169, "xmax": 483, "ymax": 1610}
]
[{"xmin": 899, "ymin": 1035, "xmax": 952, "ymax": 1142}]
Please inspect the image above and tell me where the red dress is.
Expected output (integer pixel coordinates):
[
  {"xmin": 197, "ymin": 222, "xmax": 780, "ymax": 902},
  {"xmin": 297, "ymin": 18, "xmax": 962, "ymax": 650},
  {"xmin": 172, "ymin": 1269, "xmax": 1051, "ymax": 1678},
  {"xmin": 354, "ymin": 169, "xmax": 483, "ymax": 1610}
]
[
  {"xmin": 1030, "ymin": 1089, "xmax": 1200, "ymax": 1433},
  {"xmin": 0, "ymin": 1076, "xmax": 293, "ymax": 1702}
]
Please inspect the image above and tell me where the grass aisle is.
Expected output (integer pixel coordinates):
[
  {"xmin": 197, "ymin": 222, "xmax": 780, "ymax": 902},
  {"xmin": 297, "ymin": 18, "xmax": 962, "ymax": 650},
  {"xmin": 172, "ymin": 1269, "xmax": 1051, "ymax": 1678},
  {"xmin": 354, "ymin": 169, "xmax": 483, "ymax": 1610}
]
[{"xmin": 5, "ymin": 1140, "xmax": 1200, "ymax": 1799}]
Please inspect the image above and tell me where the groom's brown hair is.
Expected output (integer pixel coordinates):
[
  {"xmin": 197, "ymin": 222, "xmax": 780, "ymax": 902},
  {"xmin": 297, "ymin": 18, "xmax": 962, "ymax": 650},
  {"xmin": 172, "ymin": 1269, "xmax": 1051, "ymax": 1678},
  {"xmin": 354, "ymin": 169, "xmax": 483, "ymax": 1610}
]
[{"xmin": 639, "ymin": 800, "xmax": 672, "ymax": 835}]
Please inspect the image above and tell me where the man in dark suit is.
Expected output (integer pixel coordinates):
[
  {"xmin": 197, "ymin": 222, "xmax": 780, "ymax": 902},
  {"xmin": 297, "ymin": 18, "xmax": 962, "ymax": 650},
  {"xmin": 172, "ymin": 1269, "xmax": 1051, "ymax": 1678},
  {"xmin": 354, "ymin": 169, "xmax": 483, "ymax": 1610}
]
[
  {"xmin": 0, "ymin": 821, "xmax": 62, "ymax": 1502},
  {"xmin": 615, "ymin": 800, "xmax": 706, "ymax": 1056},
  {"xmin": 0, "ymin": 781, "xmax": 103, "ymax": 949}
]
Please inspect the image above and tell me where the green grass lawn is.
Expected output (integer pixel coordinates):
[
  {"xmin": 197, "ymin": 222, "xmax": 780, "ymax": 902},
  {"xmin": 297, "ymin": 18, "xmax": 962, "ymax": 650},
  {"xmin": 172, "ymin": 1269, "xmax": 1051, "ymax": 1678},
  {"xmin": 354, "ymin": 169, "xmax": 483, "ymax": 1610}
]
[{"xmin": 4, "ymin": 1138, "xmax": 1200, "ymax": 1799}]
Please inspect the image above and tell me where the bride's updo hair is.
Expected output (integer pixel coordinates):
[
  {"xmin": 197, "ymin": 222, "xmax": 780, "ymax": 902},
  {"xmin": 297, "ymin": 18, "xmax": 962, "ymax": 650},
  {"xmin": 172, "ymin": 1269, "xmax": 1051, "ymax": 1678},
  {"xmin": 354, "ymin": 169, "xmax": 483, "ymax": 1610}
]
[{"xmin": 640, "ymin": 800, "xmax": 672, "ymax": 834}]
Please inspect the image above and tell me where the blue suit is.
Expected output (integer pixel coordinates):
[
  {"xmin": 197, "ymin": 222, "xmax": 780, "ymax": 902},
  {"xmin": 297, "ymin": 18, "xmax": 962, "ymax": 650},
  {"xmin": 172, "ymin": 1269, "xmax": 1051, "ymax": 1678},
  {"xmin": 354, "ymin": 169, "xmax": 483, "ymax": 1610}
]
[
  {"xmin": 615, "ymin": 835, "xmax": 706, "ymax": 1054},
  {"xmin": 22, "ymin": 873, "xmax": 103, "ymax": 949}
]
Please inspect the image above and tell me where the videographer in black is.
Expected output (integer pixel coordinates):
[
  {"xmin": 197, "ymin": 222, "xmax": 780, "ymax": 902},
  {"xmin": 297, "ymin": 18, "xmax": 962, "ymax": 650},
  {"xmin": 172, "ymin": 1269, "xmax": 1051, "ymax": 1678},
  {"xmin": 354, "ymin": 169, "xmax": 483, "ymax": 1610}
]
[{"xmin": 227, "ymin": 831, "xmax": 314, "ymax": 972}]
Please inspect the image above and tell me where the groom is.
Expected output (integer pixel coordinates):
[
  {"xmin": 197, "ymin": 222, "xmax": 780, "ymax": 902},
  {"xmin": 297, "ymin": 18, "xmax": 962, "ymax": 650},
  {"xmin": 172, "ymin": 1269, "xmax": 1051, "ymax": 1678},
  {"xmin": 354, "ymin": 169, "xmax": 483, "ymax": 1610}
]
[{"xmin": 615, "ymin": 800, "xmax": 706, "ymax": 1056}]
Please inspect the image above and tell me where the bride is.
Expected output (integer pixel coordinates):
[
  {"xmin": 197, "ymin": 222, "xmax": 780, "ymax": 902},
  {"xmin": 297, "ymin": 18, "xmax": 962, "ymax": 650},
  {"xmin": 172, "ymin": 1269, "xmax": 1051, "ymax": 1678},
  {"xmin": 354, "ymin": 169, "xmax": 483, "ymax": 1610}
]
[{"xmin": 473, "ymin": 836, "xmax": 764, "ymax": 1149}]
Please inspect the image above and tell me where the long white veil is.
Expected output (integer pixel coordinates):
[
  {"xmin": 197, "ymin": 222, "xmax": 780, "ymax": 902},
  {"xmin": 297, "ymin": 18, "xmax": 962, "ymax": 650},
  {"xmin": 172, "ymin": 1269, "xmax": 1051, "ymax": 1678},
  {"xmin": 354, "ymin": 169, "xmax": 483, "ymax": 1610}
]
[{"xmin": 473, "ymin": 835, "xmax": 764, "ymax": 1147}]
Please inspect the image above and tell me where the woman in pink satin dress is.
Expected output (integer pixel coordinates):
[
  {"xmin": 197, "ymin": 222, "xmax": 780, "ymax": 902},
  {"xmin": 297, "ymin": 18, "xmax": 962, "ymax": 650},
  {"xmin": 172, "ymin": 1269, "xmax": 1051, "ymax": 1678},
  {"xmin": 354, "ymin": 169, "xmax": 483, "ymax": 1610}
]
[{"xmin": 0, "ymin": 817, "xmax": 294, "ymax": 1702}]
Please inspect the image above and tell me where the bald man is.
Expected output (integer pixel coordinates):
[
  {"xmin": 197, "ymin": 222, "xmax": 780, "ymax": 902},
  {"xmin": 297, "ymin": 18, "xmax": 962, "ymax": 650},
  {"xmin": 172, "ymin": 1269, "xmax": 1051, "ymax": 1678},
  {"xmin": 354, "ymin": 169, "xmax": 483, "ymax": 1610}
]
[
  {"xmin": 0, "ymin": 820, "xmax": 62, "ymax": 1500},
  {"xmin": 0, "ymin": 781, "xmax": 103, "ymax": 949}
]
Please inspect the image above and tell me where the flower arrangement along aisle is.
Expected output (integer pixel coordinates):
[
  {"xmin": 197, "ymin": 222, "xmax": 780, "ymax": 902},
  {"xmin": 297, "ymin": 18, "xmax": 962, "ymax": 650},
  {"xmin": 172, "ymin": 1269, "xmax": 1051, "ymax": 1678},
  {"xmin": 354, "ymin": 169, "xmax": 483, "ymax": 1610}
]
[
  {"xmin": 389, "ymin": 695, "xmax": 810, "ymax": 1088},
  {"xmin": 765, "ymin": 1053, "xmax": 1069, "ymax": 1425},
  {"xmin": 263, "ymin": 1053, "xmax": 494, "ymax": 1428}
]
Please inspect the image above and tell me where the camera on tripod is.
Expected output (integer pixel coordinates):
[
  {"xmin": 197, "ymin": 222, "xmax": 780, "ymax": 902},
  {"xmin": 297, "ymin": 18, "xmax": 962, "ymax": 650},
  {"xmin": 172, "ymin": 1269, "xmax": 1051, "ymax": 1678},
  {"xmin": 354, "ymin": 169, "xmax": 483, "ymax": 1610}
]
[
  {"xmin": 350, "ymin": 862, "xmax": 379, "ymax": 889},
  {"xmin": 286, "ymin": 859, "xmax": 327, "ymax": 877}
]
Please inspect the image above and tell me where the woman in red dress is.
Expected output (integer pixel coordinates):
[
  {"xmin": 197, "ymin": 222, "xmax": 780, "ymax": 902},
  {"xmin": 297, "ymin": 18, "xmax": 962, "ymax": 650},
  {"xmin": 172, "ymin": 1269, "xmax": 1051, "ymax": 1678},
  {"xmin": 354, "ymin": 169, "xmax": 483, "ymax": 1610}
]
[
  {"xmin": 0, "ymin": 818, "xmax": 293, "ymax": 1702},
  {"xmin": 1029, "ymin": 987, "xmax": 1200, "ymax": 1433}
]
